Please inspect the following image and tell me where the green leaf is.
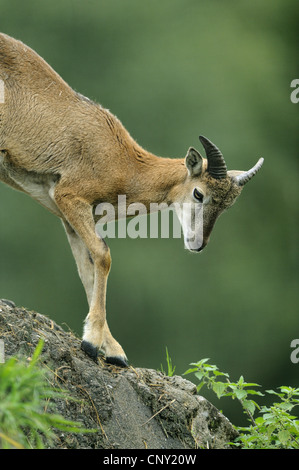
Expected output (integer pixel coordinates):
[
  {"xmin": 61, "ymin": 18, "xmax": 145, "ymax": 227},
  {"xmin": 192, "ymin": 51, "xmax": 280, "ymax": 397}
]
[
  {"xmin": 213, "ymin": 370, "xmax": 229, "ymax": 377},
  {"xmin": 235, "ymin": 389, "xmax": 247, "ymax": 401},
  {"xmin": 266, "ymin": 389, "xmax": 284, "ymax": 398},
  {"xmin": 255, "ymin": 417, "xmax": 265, "ymax": 425},
  {"xmin": 242, "ymin": 400, "xmax": 256, "ymax": 415},
  {"xmin": 243, "ymin": 383, "xmax": 261, "ymax": 388},
  {"xmin": 238, "ymin": 376, "xmax": 244, "ymax": 386},
  {"xmin": 184, "ymin": 367, "xmax": 199, "ymax": 375},
  {"xmin": 277, "ymin": 402, "xmax": 295, "ymax": 411},
  {"xmin": 212, "ymin": 382, "xmax": 227, "ymax": 398},
  {"xmin": 194, "ymin": 371, "xmax": 204, "ymax": 381},
  {"xmin": 191, "ymin": 359, "xmax": 210, "ymax": 367},
  {"xmin": 278, "ymin": 430, "xmax": 290, "ymax": 445},
  {"xmin": 246, "ymin": 390, "xmax": 264, "ymax": 396},
  {"xmin": 279, "ymin": 386, "xmax": 293, "ymax": 394}
]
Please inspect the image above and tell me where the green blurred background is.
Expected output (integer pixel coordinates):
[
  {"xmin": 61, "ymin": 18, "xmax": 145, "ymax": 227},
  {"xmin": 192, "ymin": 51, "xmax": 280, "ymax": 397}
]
[{"xmin": 0, "ymin": 0, "xmax": 298, "ymax": 425}]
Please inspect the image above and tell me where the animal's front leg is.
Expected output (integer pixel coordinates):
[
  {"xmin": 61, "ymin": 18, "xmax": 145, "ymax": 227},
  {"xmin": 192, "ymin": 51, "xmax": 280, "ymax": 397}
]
[
  {"xmin": 62, "ymin": 220, "xmax": 95, "ymax": 306},
  {"xmin": 81, "ymin": 248, "xmax": 128, "ymax": 367},
  {"xmin": 56, "ymin": 191, "xmax": 128, "ymax": 367}
]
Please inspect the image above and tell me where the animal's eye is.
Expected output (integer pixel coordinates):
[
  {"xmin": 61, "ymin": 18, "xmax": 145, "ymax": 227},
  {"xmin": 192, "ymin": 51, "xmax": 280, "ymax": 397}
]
[{"xmin": 193, "ymin": 188, "xmax": 204, "ymax": 203}]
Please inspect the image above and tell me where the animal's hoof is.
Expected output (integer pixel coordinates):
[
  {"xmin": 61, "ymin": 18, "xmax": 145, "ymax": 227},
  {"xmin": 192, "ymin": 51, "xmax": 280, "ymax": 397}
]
[
  {"xmin": 81, "ymin": 340, "xmax": 98, "ymax": 362},
  {"xmin": 106, "ymin": 355, "xmax": 129, "ymax": 368}
]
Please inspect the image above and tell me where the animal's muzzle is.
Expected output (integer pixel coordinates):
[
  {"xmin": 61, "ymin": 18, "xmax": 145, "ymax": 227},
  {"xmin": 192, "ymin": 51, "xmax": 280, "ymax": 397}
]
[{"xmin": 186, "ymin": 238, "xmax": 207, "ymax": 253}]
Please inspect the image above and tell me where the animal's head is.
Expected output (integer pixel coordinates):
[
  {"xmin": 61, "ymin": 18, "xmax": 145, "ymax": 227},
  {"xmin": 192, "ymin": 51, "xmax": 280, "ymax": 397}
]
[{"xmin": 175, "ymin": 135, "xmax": 264, "ymax": 252}]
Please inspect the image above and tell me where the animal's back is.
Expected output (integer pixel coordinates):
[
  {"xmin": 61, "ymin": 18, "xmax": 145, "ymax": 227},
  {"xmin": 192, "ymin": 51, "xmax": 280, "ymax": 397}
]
[
  {"xmin": 0, "ymin": 33, "xmax": 108, "ymax": 174},
  {"xmin": 0, "ymin": 33, "xmax": 74, "ymax": 97},
  {"xmin": 0, "ymin": 33, "xmax": 146, "ymax": 193}
]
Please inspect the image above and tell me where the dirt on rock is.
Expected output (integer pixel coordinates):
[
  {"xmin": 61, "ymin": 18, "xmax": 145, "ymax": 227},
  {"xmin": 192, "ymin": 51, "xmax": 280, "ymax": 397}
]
[{"xmin": 0, "ymin": 299, "xmax": 238, "ymax": 449}]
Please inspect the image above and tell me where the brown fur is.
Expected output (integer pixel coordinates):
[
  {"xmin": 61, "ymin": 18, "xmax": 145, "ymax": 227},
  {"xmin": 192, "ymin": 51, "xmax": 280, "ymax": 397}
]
[{"xmin": 0, "ymin": 33, "xmax": 260, "ymax": 366}]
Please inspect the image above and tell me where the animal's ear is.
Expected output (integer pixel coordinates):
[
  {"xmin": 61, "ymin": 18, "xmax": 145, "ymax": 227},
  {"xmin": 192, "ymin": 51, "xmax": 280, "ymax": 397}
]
[{"xmin": 185, "ymin": 147, "xmax": 203, "ymax": 177}]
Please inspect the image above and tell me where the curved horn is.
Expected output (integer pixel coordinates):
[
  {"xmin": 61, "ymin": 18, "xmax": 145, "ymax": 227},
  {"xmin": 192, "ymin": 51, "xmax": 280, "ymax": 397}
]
[
  {"xmin": 199, "ymin": 135, "xmax": 227, "ymax": 179},
  {"xmin": 234, "ymin": 158, "xmax": 264, "ymax": 186}
]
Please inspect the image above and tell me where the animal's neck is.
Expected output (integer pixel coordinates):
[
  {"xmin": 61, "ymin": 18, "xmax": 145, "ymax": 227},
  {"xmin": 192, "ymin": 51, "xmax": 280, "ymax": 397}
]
[{"xmin": 125, "ymin": 145, "xmax": 187, "ymax": 209}]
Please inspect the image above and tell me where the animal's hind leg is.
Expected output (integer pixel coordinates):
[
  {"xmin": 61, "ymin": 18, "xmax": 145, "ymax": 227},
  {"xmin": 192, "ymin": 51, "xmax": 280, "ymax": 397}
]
[{"xmin": 60, "ymin": 211, "xmax": 128, "ymax": 367}]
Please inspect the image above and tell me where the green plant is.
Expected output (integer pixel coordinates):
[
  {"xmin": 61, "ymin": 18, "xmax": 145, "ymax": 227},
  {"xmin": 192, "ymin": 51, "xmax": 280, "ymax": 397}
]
[
  {"xmin": 0, "ymin": 340, "xmax": 93, "ymax": 449},
  {"xmin": 160, "ymin": 347, "xmax": 176, "ymax": 377},
  {"xmin": 184, "ymin": 359, "xmax": 299, "ymax": 449}
]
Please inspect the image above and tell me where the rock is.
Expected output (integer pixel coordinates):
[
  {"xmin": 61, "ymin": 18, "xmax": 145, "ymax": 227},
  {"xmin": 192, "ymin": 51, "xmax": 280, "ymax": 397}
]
[{"xmin": 0, "ymin": 299, "xmax": 238, "ymax": 449}]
